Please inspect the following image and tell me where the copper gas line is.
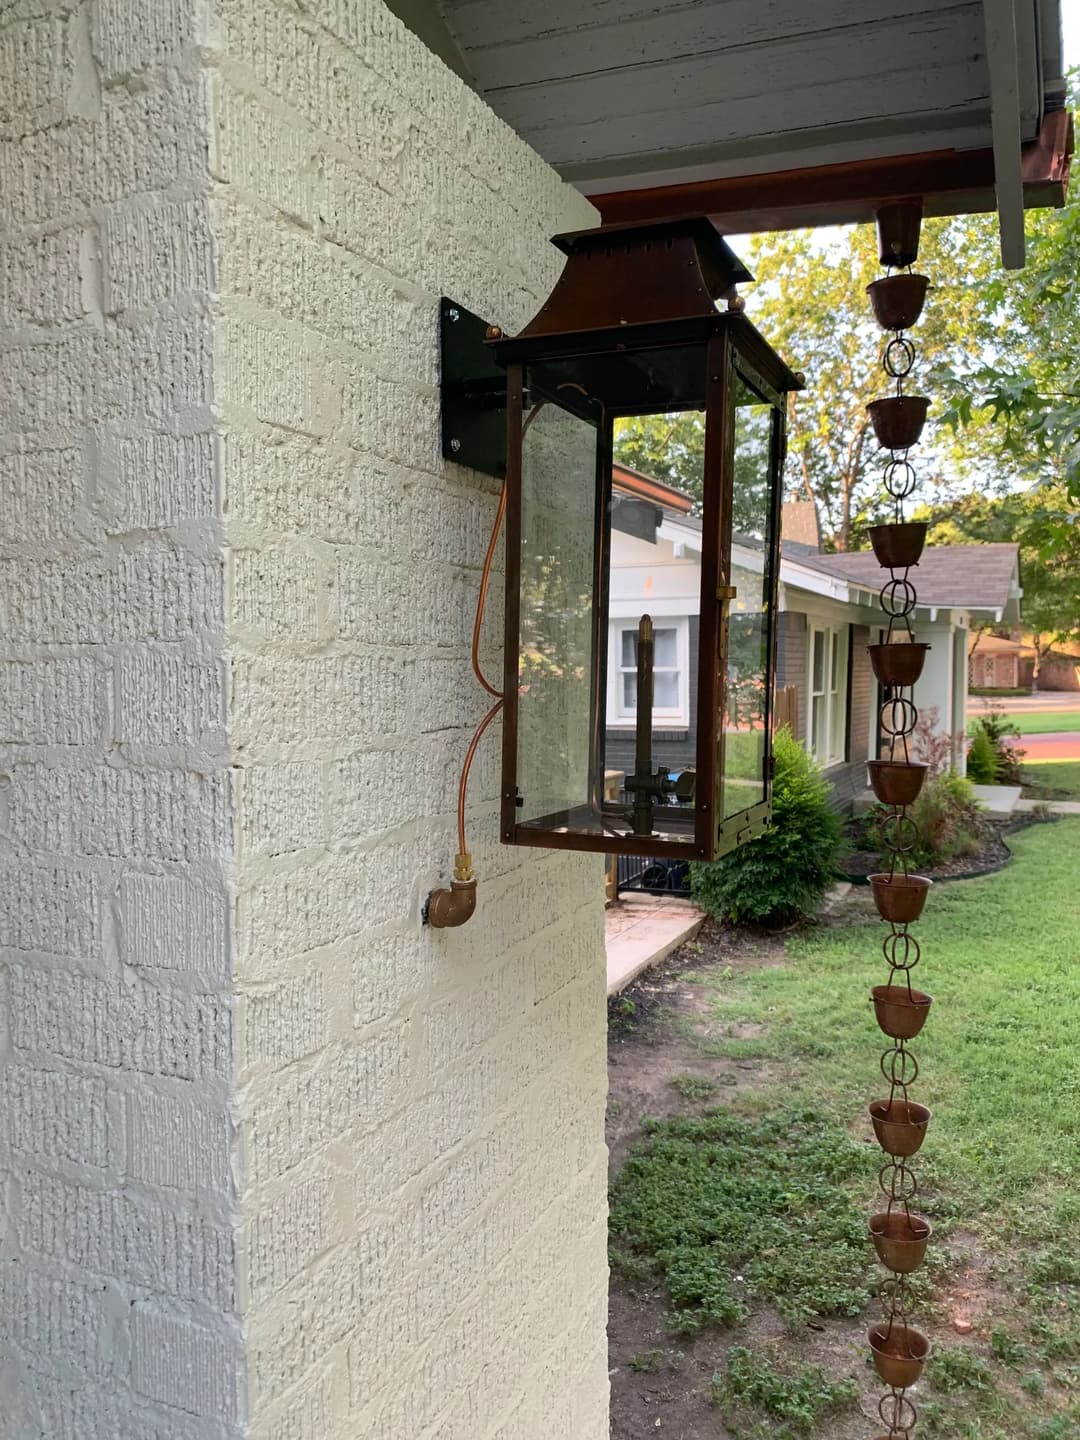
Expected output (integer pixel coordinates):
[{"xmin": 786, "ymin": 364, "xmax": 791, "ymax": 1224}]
[{"xmin": 427, "ymin": 401, "xmax": 546, "ymax": 927}]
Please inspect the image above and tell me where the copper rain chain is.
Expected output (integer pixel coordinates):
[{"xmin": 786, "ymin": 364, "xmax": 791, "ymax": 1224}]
[{"xmin": 864, "ymin": 201, "xmax": 935, "ymax": 1436}]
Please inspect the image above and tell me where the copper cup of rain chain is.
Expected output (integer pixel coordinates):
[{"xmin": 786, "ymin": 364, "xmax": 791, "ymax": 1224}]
[
  {"xmin": 870, "ymin": 1098, "xmax": 932, "ymax": 1157},
  {"xmin": 869, "ymin": 642, "xmax": 930, "ymax": 688},
  {"xmin": 868, "ymin": 395, "xmax": 930, "ymax": 450},
  {"xmin": 869, "ymin": 1321, "xmax": 931, "ymax": 1388},
  {"xmin": 876, "ymin": 201, "xmax": 922, "ymax": 269},
  {"xmin": 872, "ymin": 984, "xmax": 932, "ymax": 1040},
  {"xmin": 867, "ymin": 274, "xmax": 929, "ymax": 331},
  {"xmin": 869, "ymin": 873, "xmax": 933, "ymax": 925},
  {"xmin": 869, "ymin": 1210, "xmax": 933, "ymax": 1274},
  {"xmin": 868, "ymin": 760, "xmax": 927, "ymax": 807},
  {"xmin": 869, "ymin": 520, "xmax": 927, "ymax": 569}
]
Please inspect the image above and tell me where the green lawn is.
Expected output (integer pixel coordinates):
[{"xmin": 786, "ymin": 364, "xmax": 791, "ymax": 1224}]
[
  {"xmin": 997, "ymin": 711, "xmax": 1080, "ymax": 736},
  {"xmin": 1022, "ymin": 761, "xmax": 1080, "ymax": 801},
  {"xmin": 613, "ymin": 821, "xmax": 1080, "ymax": 1438}
]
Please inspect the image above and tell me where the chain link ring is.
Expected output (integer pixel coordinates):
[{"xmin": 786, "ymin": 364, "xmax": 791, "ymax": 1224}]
[
  {"xmin": 881, "ymin": 1044, "xmax": 920, "ymax": 1089},
  {"xmin": 884, "ymin": 459, "xmax": 918, "ymax": 500},
  {"xmin": 883, "ymin": 927, "xmax": 921, "ymax": 972},
  {"xmin": 879, "ymin": 576, "xmax": 918, "ymax": 617},
  {"xmin": 883, "ymin": 336, "xmax": 916, "ymax": 379}
]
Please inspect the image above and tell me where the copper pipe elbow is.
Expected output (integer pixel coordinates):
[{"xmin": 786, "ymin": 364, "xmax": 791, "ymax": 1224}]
[{"xmin": 425, "ymin": 878, "xmax": 477, "ymax": 929}]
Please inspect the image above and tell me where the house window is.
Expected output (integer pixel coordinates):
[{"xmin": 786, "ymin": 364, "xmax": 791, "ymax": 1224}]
[
  {"xmin": 808, "ymin": 626, "xmax": 848, "ymax": 766},
  {"xmin": 609, "ymin": 617, "xmax": 690, "ymax": 728}
]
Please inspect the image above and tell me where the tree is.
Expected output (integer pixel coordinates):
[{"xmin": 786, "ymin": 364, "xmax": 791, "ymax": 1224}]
[
  {"xmin": 914, "ymin": 488, "xmax": 1080, "ymax": 685},
  {"xmin": 937, "ymin": 77, "xmax": 1080, "ymax": 509},
  {"xmin": 741, "ymin": 214, "xmax": 1009, "ymax": 550}
]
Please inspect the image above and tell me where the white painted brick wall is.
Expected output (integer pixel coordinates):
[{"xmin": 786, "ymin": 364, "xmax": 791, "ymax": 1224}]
[
  {"xmin": 211, "ymin": 0, "xmax": 610, "ymax": 1431},
  {"xmin": 1, "ymin": 0, "xmax": 610, "ymax": 1434},
  {"xmin": 0, "ymin": 1, "xmax": 241, "ymax": 1436}
]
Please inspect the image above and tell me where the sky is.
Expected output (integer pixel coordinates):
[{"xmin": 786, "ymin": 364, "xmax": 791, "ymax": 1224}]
[{"xmin": 1064, "ymin": 1, "xmax": 1079, "ymax": 69}]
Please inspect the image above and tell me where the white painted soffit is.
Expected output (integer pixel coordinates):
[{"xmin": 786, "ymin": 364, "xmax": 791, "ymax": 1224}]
[{"xmin": 385, "ymin": 0, "xmax": 1057, "ymax": 203}]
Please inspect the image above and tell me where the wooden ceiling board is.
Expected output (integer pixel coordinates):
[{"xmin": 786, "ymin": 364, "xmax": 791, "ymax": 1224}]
[
  {"xmin": 451, "ymin": 0, "xmax": 975, "ymax": 90},
  {"xmin": 488, "ymin": 14, "xmax": 992, "ymax": 165}
]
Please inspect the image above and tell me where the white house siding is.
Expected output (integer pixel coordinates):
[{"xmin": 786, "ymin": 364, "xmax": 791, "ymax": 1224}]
[
  {"xmin": 0, "ymin": 2, "xmax": 609, "ymax": 1438},
  {"xmin": 0, "ymin": 2, "xmax": 241, "ymax": 1438}
]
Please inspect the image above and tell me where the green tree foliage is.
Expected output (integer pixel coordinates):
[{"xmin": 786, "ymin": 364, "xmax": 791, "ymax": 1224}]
[
  {"xmin": 936, "ymin": 76, "xmax": 1080, "ymax": 505},
  {"xmin": 915, "ymin": 487, "xmax": 1080, "ymax": 680}
]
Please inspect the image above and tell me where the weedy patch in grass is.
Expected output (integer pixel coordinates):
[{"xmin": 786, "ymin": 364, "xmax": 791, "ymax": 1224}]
[
  {"xmin": 710, "ymin": 1345, "xmax": 858, "ymax": 1436},
  {"xmin": 608, "ymin": 1106, "xmax": 874, "ymax": 1332},
  {"xmin": 671, "ymin": 1072, "xmax": 719, "ymax": 1101},
  {"xmin": 933, "ymin": 1345, "xmax": 995, "ymax": 1393}
]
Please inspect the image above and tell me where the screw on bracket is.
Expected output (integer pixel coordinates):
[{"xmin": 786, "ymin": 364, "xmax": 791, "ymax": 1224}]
[{"xmin": 450, "ymin": 438, "xmax": 462, "ymax": 453}]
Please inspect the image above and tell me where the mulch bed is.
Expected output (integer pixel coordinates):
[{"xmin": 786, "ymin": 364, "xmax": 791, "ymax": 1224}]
[{"xmin": 838, "ymin": 814, "xmax": 1045, "ymax": 884}]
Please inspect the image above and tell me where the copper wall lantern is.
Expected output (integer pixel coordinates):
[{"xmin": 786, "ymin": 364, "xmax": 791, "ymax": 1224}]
[{"xmin": 441, "ymin": 217, "xmax": 802, "ymax": 864}]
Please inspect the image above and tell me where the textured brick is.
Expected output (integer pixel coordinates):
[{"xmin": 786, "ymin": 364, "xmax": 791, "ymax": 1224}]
[
  {"xmin": 211, "ymin": 82, "xmax": 313, "ymax": 222},
  {"xmin": 239, "ymin": 762, "xmax": 322, "ymax": 858},
  {"xmin": 0, "ymin": 15, "xmax": 70, "ymax": 137},
  {"xmin": 10, "ymin": 965, "xmax": 232, "ymax": 1079},
  {"xmin": 131, "ymin": 1306, "xmax": 240, "ymax": 1421},
  {"xmin": 0, "ymin": 448, "xmax": 82, "ymax": 545},
  {"xmin": 30, "ymin": 1380, "xmax": 224, "ymax": 1440},
  {"xmin": 245, "ymin": 1167, "xmax": 335, "ymax": 1303},
  {"xmin": 0, "ymin": 658, "xmax": 107, "ymax": 747},
  {"xmin": 127, "ymin": 1087, "xmax": 232, "ymax": 1192},
  {"xmin": 242, "ymin": 971, "xmax": 327, "ymax": 1072},
  {"xmin": 245, "ymin": 1028, "xmax": 409, "ymax": 1183},
  {"xmin": 238, "ymin": 850, "xmax": 413, "ymax": 974},
  {"xmin": 0, "ymin": 1265, "xmax": 115, "ymax": 1381},
  {"xmin": 118, "ymin": 652, "xmax": 225, "ymax": 748},
  {"xmin": 119, "ymin": 871, "xmax": 229, "ymax": 978},
  {"xmin": 0, "ymin": 546, "xmax": 223, "ymax": 645},
  {"xmin": 0, "ymin": 226, "xmax": 84, "ymax": 328},
  {"xmin": 234, "ymin": 548, "xmax": 321, "ymax": 641},
  {"xmin": 351, "ymin": 929, "xmax": 426, "ymax": 1027},
  {"xmin": 1, "ymin": 1065, "xmax": 112, "ymax": 1170},
  {"xmin": 95, "ymin": 0, "xmax": 198, "ymax": 79},
  {"xmin": 0, "ymin": 863, "xmax": 100, "ymax": 960},
  {"xmin": 232, "ymin": 654, "xmax": 405, "ymax": 746},
  {"xmin": 113, "ymin": 433, "xmax": 216, "ymax": 530},
  {"xmin": 0, "ymin": 82, "xmax": 206, "ymax": 228},
  {"xmin": 22, "ymin": 1173, "xmax": 236, "ymax": 1307},
  {"xmin": 12, "ymin": 765, "xmax": 231, "ymax": 860},
  {"xmin": 104, "ymin": 198, "xmax": 213, "ymax": 311}
]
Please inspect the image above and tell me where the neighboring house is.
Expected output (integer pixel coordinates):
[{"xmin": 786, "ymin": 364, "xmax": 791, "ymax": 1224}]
[
  {"xmin": 609, "ymin": 468, "xmax": 1023, "ymax": 808},
  {"xmin": 969, "ymin": 631, "xmax": 1026, "ymax": 689}
]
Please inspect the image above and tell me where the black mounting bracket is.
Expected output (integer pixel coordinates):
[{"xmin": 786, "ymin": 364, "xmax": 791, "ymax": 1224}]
[{"xmin": 440, "ymin": 297, "xmax": 507, "ymax": 479}]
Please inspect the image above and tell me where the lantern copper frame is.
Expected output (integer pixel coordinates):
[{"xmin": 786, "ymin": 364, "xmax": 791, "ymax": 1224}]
[{"xmin": 446, "ymin": 218, "xmax": 802, "ymax": 863}]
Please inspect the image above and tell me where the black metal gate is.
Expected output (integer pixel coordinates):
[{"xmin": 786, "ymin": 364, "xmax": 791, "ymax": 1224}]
[{"xmin": 615, "ymin": 854, "xmax": 693, "ymax": 898}]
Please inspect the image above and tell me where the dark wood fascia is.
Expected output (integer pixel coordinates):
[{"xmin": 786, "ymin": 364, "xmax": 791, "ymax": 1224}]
[{"xmin": 593, "ymin": 111, "xmax": 1073, "ymax": 232}]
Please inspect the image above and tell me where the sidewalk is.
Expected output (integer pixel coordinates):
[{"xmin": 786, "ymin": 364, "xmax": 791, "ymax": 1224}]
[{"xmin": 605, "ymin": 893, "xmax": 704, "ymax": 996}]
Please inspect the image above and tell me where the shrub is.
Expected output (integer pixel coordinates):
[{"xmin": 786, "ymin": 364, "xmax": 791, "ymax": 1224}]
[
  {"xmin": 689, "ymin": 728, "xmax": 846, "ymax": 926},
  {"xmin": 966, "ymin": 728, "xmax": 999, "ymax": 784},
  {"xmin": 911, "ymin": 705, "xmax": 962, "ymax": 778},
  {"xmin": 867, "ymin": 771, "xmax": 989, "ymax": 869},
  {"xmin": 970, "ymin": 702, "xmax": 1026, "ymax": 783}
]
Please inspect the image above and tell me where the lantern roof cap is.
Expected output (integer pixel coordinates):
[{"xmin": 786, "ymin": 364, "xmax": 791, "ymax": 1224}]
[{"xmin": 513, "ymin": 215, "xmax": 753, "ymax": 344}]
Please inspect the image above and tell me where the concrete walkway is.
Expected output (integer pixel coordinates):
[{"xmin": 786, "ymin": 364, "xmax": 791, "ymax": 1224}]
[
  {"xmin": 605, "ymin": 894, "xmax": 704, "ymax": 997},
  {"xmin": 1015, "ymin": 798, "xmax": 1080, "ymax": 815},
  {"xmin": 968, "ymin": 783, "xmax": 1023, "ymax": 817}
]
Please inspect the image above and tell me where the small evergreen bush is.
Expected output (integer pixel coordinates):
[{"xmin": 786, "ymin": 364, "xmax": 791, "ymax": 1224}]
[
  {"xmin": 689, "ymin": 728, "xmax": 846, "ymax": 926},
  {"xmin": 970, "ymin": 702, "xmax": 1026, "ymax": 783},
  {"xmin": 966, "ymin": 729, "xmax": 999, "ymax": 784}
]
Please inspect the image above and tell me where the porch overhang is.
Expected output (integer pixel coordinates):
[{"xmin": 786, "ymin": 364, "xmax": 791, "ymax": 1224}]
[{"xmin": 387, "ymin": 0, "xmax": 1071, "ymax": 269}]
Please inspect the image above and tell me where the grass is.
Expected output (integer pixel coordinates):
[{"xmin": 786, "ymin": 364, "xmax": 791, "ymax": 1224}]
[
  {"xmin": 712, "ymin": 1346, "xmax": 858, "ymax": 1437},
  {"xmin": 612, "ymin": 820, "xmax": 1080, "ymax": 1439},
  {"xmin": 998, "ymin": 711, "xmax": 1080, "ymax": 736},
  {"xmin": 1022, "ymin": 760, "xmax": 1080, "ymax": 801}
]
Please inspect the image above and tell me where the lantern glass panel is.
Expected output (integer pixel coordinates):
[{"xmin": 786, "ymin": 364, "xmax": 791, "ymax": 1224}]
[
  {"xmin": 515, "ymin": 395, "xmax": 601, "ymax": 831},
  {"xmin": 514, "ymin": 345, "xmax": 708, "ymax": 848},
  {"xmin": 722, "ymin": 372, "xmax": 781, "ymax": 818}
]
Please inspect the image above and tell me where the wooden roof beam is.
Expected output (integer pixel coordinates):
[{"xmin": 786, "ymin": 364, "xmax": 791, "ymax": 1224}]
[
  {"xmin": 983, "ymin": 0, "xmax": 1027, "ymax": 269},
  {"xmin": 593, "ymin": 111, "xmax": 1073, "ymax": 241}
]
